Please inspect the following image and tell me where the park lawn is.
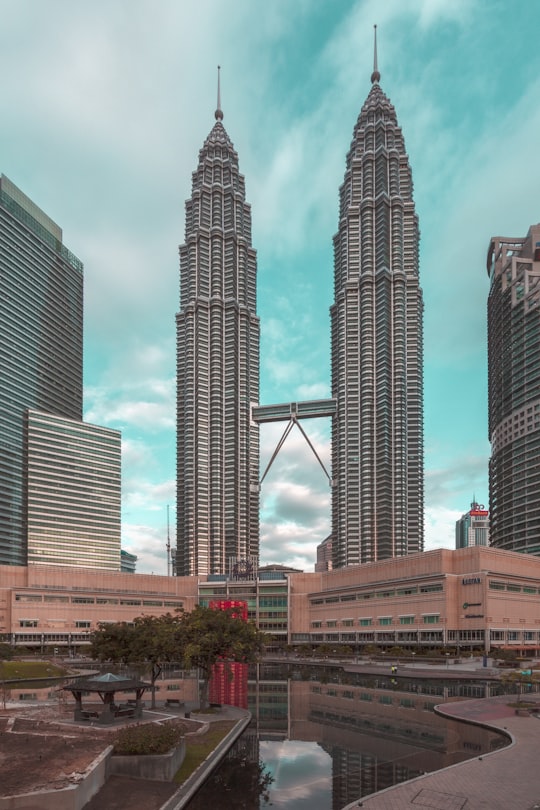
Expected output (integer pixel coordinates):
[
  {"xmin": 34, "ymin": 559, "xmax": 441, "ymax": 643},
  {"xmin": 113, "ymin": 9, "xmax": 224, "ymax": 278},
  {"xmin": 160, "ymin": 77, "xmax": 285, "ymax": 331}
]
[
  {"xmin": 0, "ymin": 660, "xmax": 66, "ymax": 680},
  {"xmin": 174, "ymin": 720, "xmax": 236, "ymax": 784}
]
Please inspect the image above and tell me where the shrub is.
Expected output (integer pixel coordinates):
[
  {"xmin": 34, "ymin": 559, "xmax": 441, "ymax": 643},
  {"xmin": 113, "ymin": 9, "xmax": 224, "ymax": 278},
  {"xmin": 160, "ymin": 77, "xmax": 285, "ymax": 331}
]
[{"xmin": 113, "ymin": 722, "xmax": 184, "ymax": 755}]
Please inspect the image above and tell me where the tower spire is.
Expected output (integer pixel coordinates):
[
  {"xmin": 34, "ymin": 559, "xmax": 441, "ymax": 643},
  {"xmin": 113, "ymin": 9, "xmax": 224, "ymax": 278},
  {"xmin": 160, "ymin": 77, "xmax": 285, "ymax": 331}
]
[
  {"xmin": 371, "ymin": 25, "xmax": 380, "ymax": 84},
  {"xmin": 215, "ymin": 64, "xmax": 223, "ymax": 121}
]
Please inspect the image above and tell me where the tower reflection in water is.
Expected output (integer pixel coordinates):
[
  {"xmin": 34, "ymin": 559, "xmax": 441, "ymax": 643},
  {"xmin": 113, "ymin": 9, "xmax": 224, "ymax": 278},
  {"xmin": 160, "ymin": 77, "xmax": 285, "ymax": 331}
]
[{"xmin": 188, "ymin": 664, "xmax": 506, "ymax": 809}]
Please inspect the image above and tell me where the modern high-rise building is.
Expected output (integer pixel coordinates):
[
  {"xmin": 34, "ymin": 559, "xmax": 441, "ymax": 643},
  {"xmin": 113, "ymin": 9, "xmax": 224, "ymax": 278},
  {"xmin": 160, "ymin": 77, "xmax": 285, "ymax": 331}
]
[
  {"xmin": 176, "ymin": 85, "xmax": 260, "ymax": 576},
  {"xmin": 487, "ymin": 224, "xmax": 540, "ymax": 554},
  {"xmin": 315, "ymin": 534, "xmax": 333, "ymax": 572},
  {"xmin": 26, "ymin": 409, "xmax": 121, "ymax": 570},
  {"xmin": 0, "ymin": 175, "xmax": 83, "ymax": 566},
  {"xmin": 455, "ymin": 500, "xmax": 489, "ymax": 549},
  {"xmin": 330, "ymin": 35, "xmax": 424, "ymax": 567}
]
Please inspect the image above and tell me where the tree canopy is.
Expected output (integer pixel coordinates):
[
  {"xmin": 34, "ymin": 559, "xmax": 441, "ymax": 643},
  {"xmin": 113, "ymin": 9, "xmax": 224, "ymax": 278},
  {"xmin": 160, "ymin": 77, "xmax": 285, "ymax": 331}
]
[
  {"xmin": 179, "ymin": 605, "xmax": 266, "ymax": 707},
  {"xmin": 89, "ymin": 605, "xmax": 266, "ymax": 709},
  {"xmin": 90, "ymin": 613, "xmax": 183, "ymax": 708}
]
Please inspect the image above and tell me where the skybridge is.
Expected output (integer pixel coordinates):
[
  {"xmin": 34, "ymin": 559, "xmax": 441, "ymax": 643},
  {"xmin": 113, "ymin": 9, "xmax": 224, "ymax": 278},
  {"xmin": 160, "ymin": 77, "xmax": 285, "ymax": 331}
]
[{"xmin": 251, "ymin": 398, "xmax": 336, "ymax": 489}]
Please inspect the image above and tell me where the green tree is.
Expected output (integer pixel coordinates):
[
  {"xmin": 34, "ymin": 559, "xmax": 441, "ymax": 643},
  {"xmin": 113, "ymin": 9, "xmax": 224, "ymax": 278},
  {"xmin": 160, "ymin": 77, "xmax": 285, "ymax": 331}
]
[
  {"xmin": 90, "ymin": 613, "xmax": 183, "ymax": 708},
  {"xmin": 180, "ymin": 605, "xmax": 266, "ymax": 709},
  {"xmin": 0, "ymin": 643, "xmax": 13, "ymax": 661}
]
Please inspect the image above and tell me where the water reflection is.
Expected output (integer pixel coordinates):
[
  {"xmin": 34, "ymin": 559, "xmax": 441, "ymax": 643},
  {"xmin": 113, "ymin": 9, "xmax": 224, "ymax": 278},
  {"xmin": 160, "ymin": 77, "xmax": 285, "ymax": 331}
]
[{"xmin": 187, "ymin": 664, "xmax": 507, "ymax": 809}]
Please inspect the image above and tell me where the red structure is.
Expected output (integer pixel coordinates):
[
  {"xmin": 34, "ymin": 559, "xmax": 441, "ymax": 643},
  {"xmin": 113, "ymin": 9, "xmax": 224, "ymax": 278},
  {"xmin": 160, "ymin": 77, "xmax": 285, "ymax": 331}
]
[{"xmin": 208, "ymin": 599, "xmax": 249, "ymax": 708}]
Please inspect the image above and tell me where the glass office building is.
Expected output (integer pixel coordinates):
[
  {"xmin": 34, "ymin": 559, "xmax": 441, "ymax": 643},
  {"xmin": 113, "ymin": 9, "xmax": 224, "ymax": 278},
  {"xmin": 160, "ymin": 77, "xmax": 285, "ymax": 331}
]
[
  {"xmin": 26, "ymin": 409, "xmax": 121, "ymax": 570},
  {"xmin": 0, "ymin": 175, "xmax": 83, "ymax": 566},
  {"xmin": 487, "ymin": 224, "xmax": 540, "ymax": 554}
]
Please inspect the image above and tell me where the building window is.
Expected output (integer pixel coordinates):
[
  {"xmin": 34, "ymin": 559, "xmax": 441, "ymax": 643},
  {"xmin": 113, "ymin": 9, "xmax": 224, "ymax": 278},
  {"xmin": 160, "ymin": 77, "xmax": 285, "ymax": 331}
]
[
  {"xmin": 423, "ymin": 615, "xmax": 440, "ymax": 625},
  {"xmin": 75, "ymin": 621, "xmax": 91, "ymax": 629},
  {"xmin": 378, "ymin": 617, "xmax": 392, "ymax": 626},
  {"xmin": 359, "ymin": 618, "xmax": 372, "ymax": 627},
  {"xmin": 489, "ymin": 581, "xmax": 505, "ymax": 590},
  {"xmin": 419, "ymin": 584, "xmax": 443, "ymax": 593},
  {"xmin": 15, "ymin": 594, "xmax": 42, "ymax": 602},
  {"xmin": 399, "ymin": 616, "xmax": 415, "ymax": 625}
]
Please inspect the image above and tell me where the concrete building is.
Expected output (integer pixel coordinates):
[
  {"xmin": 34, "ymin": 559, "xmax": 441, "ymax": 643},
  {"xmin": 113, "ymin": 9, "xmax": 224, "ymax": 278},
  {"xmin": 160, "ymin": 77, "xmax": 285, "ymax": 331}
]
[
  {"xmin": 330, "ymin": 32, "xmax": 424, "ymax": 568},
  {"xmin": 176, "ymin": 79, "xmax": 260, "ymax": 576},
  {"xmin": 455, "ymin": 501, "xmax": 489, "ymax": 549},
  {"xmin": 0, "ymin": 175, "xmax": 83, "ymax": 566},
  {"xmin": 2, "ymin": 546, "xmax": 540, "ymax": 656},
  {"xmin": 488, "ymin": 224, "xmax": 540, "ymax": 555}
]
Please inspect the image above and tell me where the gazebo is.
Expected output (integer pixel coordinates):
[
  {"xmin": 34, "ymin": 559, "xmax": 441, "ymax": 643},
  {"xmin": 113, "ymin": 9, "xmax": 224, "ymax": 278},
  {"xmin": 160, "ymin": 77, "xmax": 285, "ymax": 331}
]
[{"xmin": 63, "ymin": 672, "xmax": 151, "ymax": 724}]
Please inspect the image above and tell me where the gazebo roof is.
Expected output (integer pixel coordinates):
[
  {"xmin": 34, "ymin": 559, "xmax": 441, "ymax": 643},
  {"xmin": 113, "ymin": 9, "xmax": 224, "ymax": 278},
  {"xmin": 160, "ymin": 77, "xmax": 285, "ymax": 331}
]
[{"xmin": 63, "ymin": 672, "xmax": 151, "ymax": 694}]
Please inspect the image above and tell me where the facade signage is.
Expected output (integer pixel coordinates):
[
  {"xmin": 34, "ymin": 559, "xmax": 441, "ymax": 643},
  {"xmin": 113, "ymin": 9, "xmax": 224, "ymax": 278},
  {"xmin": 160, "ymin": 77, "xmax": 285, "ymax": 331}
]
[{"xmin": 462, "ymin": 577, "xmax": 481, "ymax": 585}]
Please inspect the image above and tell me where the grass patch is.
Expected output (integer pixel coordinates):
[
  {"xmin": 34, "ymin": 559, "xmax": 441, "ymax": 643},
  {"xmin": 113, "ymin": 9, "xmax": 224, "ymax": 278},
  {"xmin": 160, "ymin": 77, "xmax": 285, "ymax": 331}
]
[
  {"xmin": 114, "ymin": 721, "xmax": 186, "ymax": 755},
  {"xmin": 0, "ymin": 661, "xmax": 66, "ymax": 681},
  {"xmin": 174, "ymin": 720, "xmax": 235, "ymax": 784}
]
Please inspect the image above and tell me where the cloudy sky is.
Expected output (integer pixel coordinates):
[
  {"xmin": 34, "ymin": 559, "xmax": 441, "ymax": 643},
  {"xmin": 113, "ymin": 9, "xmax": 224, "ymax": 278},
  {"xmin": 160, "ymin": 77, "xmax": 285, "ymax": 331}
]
[{"xmin": 1, "ymin": 0, "xmax": 539, "ymax": 574}]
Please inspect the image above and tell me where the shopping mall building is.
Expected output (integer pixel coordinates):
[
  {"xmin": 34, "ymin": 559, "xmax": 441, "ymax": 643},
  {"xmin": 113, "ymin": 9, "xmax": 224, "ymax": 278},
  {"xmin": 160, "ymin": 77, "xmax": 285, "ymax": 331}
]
[{"xmin": 1, "ymin": 546, "xmax": 540, "ymax": 656}]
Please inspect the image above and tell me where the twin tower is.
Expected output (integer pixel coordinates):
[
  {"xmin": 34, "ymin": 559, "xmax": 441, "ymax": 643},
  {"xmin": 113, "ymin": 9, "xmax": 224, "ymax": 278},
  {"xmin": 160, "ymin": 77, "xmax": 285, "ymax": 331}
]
[{"xmin": 176, "ymin": 51, "xmax": 424, "ymax": 576}]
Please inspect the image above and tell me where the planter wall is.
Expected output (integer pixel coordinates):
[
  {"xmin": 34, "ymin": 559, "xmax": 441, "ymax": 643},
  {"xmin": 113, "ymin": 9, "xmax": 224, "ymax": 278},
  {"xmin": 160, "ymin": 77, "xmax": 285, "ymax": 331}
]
[{"xmin": 109, "ymin": 739, "xmax": 186, "ymax": 782}]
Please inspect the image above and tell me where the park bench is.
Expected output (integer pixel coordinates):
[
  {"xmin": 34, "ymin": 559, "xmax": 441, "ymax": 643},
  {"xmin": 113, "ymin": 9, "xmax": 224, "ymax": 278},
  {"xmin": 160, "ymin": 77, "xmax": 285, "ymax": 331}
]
[
  {"xmin": 115, "ymin": 707, "xmax": 135, "ymax": 718},
  {"xmin": 165, "ymin": 698, "xmax": 184, "ymax": 709}
]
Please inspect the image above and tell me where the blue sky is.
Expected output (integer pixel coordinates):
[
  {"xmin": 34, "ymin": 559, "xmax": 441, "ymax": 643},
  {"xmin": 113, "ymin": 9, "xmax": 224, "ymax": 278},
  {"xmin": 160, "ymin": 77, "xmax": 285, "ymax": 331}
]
[{"xmin": 1, "ymin": 0, "xmax": 539, "ymax": 573}]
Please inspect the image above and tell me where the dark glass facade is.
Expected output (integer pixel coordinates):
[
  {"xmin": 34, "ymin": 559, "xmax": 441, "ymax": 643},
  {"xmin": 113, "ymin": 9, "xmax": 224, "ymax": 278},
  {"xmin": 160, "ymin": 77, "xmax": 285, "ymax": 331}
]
[
  {"xmin": 487, "ymin": 225, "xmax": 540, "ymax": 554},
  {"xmin": 0, "ymin": 175, "xmax": 83, "ymax": 565}
]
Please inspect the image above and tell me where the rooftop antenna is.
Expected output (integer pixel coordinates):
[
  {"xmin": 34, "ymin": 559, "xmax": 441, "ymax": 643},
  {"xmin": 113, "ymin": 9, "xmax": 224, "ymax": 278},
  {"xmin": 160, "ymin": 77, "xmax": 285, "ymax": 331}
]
[
  {"xmin": 215, "ymin": 64, "xmax": 223, "ymax": 120},
  {"xmin": 371, "ymin": 24, "xmax": 381, "ymax": 84}
]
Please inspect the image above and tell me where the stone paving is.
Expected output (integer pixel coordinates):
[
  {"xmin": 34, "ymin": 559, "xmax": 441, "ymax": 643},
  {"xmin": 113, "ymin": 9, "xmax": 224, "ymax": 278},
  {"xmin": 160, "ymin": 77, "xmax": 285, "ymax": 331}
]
[{"xmin": 344, "ymin": 694, "xmax": 540, "ymax": 810}]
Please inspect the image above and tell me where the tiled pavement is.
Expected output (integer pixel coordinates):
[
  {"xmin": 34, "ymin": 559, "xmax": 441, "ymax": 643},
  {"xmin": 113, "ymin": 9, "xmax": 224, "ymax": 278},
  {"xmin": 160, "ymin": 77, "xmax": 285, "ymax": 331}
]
[{"xmin": 343, "ymin": 695, "xmax": 540, "ymax": 810}]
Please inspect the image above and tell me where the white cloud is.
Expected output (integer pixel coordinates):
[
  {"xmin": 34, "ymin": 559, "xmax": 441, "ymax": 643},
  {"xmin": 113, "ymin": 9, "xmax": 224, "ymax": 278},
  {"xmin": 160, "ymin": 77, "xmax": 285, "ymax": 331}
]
[{"xmin": 425, "ymin": 505, "xmax": 462, "ymax": 551}]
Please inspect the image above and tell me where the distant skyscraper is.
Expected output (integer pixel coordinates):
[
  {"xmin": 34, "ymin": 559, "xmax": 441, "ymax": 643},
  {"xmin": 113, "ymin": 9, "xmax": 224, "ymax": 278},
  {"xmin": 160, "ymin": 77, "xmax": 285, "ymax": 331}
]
[
  {"xmin": 455, "ymin": 500, "xmax": 489, "ymax": 549},
  {"xmin": 26, "ymin": 409, "xmax": 121, "ymax": 570},
  {"xmin": 487, "ymin": 224, "xmax": 540, "ymax": 554},
  {"xmin": 0, "ymin": 175, "xmax": 83, "ymax": 566},
  {"xmin": 315, "ymin": 535, "xmax": 333, "ymax": 572},
  {"xmin": 330, "ymin": 31, "xmax": 424, "ymax": 567},
  {"xmin": 176, "ymin": 78, "xmax": 260, "ymax": 576}
]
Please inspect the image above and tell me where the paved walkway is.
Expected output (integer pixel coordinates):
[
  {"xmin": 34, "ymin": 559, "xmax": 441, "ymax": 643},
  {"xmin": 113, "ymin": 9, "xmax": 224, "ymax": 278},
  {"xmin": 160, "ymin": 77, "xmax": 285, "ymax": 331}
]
[{"xmin": 343, "ymin": 694, "xmax": 540, "ymax": 810}]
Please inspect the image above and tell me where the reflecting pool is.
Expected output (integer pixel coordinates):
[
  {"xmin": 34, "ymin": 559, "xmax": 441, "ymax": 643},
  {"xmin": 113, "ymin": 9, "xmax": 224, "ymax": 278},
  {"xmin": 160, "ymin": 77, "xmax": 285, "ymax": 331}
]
[{"xmin": 186, "ymin": 663, "xmax": 508, "ymax": 809}]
